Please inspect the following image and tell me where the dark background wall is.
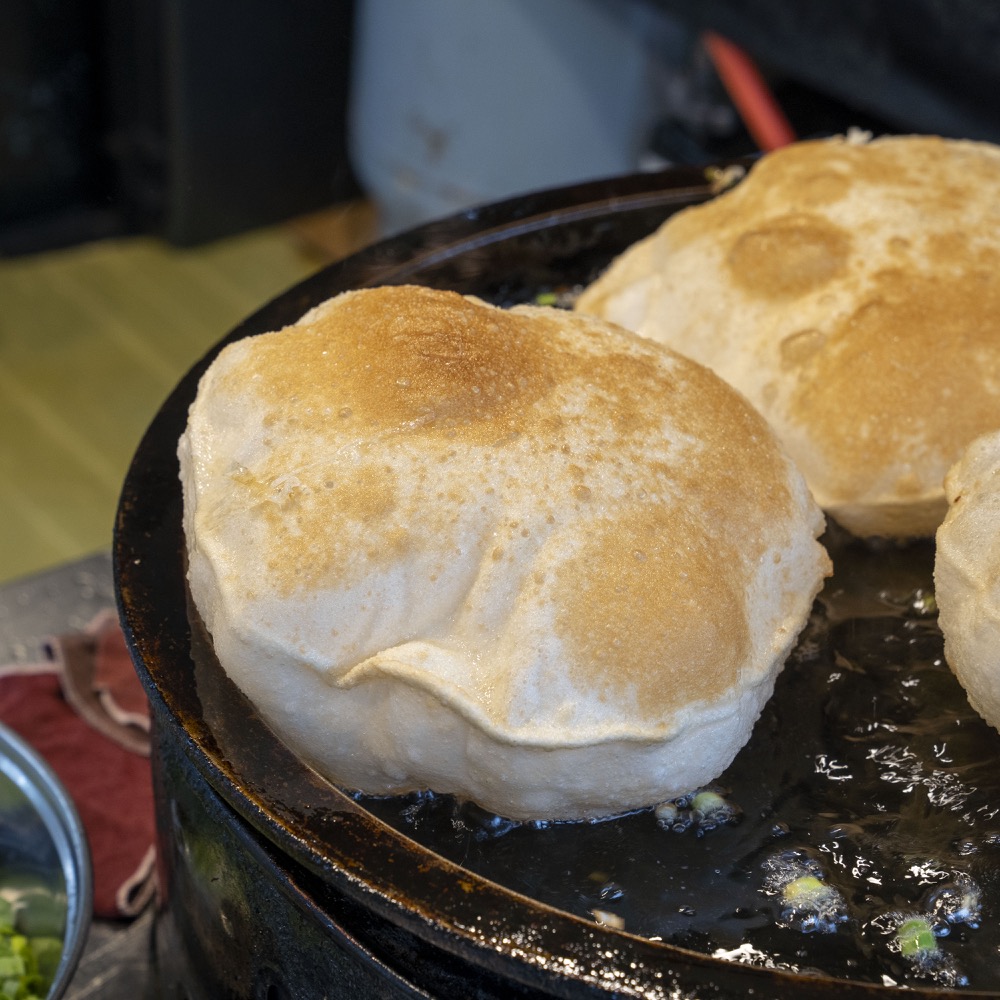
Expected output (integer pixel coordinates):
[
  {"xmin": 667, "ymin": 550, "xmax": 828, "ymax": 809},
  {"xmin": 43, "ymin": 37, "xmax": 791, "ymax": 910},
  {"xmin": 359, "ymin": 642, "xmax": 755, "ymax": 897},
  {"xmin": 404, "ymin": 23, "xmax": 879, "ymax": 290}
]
[
  {"xmin": 3, "ymin": 0, "xmax": 998, "ymax": 254},
  {"xmin": 0, "ymin": 0, "xmax": 357, "ymax": 254}
]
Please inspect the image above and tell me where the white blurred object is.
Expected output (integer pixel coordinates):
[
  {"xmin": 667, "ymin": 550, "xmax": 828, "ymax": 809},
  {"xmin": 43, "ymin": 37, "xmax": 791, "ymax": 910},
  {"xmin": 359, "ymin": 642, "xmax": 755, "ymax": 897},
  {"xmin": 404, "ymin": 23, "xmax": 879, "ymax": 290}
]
[{"xmin": 348, "ymin": 0, "xmax": 686, "ymax": 234}]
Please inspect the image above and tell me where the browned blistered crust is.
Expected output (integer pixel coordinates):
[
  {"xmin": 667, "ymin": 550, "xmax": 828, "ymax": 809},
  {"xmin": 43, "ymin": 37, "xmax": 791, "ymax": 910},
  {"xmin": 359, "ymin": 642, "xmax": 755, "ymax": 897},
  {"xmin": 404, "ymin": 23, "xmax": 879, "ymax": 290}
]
[
  {"xmin": 676, "ymin": 138, "xmax": 1000, "ymax": 509},
  {"xmin": 580, "ymin": 135, "xmax": 1000, "ymax": 536},
  {"xmin": 207, "ymin": 285, "xmax": 799, "ymax": 722}
]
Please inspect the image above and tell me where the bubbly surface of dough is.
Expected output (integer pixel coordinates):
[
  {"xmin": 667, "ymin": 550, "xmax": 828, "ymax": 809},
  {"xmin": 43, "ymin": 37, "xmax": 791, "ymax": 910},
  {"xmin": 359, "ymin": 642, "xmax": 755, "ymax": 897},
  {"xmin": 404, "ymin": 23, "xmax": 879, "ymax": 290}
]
[
  {"xmin": 577, "ymin": 134, "xmax": 1000, "ymax": 539},
  {"xmin": 935, "ymin": 429, "xmax": 1000, "ymax": 732},
  {"xmin": 180, "ymin": 285, "xmax": 829, "ymax": 819}
]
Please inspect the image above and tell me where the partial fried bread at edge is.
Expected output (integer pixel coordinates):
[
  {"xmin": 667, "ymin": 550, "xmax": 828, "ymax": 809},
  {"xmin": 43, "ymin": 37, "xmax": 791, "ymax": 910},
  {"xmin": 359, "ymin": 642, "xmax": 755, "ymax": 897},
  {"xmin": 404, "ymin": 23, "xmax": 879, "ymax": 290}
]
[
  {"xmin": 935, "ymin": 429, "xmax": 1000, "ymax": 732},
  {"xmin": 179, "ymin": 285, "xmax": 829, "ymax": 821},
  {"xmin": 576, "ymin": 133, "xmax": 1000, "ymax": 540}
]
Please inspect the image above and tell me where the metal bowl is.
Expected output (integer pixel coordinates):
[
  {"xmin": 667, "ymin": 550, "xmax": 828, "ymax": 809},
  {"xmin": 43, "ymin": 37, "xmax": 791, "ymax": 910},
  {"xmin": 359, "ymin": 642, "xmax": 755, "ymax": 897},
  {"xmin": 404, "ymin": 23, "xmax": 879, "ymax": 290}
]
[
  {"xmin": 115, "ymin": 165, "xmax": 1000, "ymax": 999},
  {"xmin": 0, "ymin": 722, "xmax": 92, "ymax": 999}
]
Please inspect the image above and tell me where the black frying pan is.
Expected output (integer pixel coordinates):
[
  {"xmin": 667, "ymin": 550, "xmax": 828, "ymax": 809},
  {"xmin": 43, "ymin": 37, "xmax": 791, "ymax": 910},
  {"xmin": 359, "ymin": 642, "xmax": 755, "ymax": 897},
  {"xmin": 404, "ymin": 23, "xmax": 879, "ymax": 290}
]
[{"xmin": 115, "ymin": 164, "xmax": 1000, "ymax": 998}]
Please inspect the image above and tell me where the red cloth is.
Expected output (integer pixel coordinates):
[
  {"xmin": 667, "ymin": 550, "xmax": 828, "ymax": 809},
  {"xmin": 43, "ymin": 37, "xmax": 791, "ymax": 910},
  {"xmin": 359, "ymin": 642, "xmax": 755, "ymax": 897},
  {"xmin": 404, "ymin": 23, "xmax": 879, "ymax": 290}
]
[{"xmin": 0, "ymin": 611, "xmax": 155, "ymax": 919}]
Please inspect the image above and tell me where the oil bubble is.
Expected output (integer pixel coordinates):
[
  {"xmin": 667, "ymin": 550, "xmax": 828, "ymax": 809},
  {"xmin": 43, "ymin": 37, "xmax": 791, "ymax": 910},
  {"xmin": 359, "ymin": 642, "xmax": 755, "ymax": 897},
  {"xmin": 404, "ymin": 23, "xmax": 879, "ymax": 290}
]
[
  {"xmin": 762, "ymin": 851, "xmax": 849, "ymax": 933},
  {"xmin": 654, "ymin": 788, "xmax": 741, "ymax": 835},
  {"xmin": 927, "ymin": 874, "xmax": 981, "ymax": 931},
  {"xmin": 877, "ymin": 911, "xmax": 969, "ymax": 988},
  {"xmin": 597, "ymin": 881, "xmax": 625, "ymax": 902}
]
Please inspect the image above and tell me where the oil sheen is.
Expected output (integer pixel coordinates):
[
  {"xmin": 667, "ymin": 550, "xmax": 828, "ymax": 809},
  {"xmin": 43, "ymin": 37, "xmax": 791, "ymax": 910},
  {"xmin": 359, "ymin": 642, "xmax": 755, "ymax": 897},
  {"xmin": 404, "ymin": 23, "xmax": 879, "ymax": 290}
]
[{"xmin": 358, "ymin": 531, "xmax": 1000, "ymax": 990}]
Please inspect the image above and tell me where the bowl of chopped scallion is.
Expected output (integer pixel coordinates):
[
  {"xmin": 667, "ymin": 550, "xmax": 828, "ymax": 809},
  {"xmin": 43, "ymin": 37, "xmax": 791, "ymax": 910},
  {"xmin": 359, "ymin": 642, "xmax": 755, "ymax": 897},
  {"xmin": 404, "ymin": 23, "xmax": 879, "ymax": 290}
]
[{"xmin": 0, "ymin": 724, "xmax": 91, "ymax": 999}]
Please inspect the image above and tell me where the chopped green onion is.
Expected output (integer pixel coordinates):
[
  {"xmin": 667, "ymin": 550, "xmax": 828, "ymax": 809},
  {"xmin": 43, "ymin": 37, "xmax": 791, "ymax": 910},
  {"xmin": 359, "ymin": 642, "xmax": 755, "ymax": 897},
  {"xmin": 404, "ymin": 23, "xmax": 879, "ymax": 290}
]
[
  {"xmin": 782, "ymin": 875, "xmax": 828, "ymax": 905},
  {"xmin": 691, "ymin": 791, "xmax": 727, "ymax": 816},
  {"xmin": 897, "ymin": 916, "xmax": 938, "ymax": 958}
]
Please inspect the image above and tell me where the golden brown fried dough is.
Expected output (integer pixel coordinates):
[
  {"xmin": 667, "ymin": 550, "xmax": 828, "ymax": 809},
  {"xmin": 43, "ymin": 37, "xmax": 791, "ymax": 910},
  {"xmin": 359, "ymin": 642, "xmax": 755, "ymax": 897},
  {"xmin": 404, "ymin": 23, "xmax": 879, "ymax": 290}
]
[
  {"xmin": 935, "ymin": 429, "xmax": 1000, "ymax": 731},
  {"xmin": 578, "ymin": 134, "xmax": 1000, "ymax": 539},
  {"xmin": 180, "ymin": 285, "xmax": 828, "ymax": 820}
]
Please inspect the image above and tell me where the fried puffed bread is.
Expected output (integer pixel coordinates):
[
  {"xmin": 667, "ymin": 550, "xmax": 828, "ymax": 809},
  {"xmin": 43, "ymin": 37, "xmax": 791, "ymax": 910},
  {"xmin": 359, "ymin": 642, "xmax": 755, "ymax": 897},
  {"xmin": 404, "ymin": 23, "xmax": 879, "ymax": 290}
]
[
  {"xmin": 576, "ymin": 134, "xmax": 1000, "ymax": 539},
  {"xmin": 935, "ymin": 429, "xmax": 1000, "ymax": 732},
  {"xmin": 179, "ymin": 285, "xmax": 829, "ymax": 820}
]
